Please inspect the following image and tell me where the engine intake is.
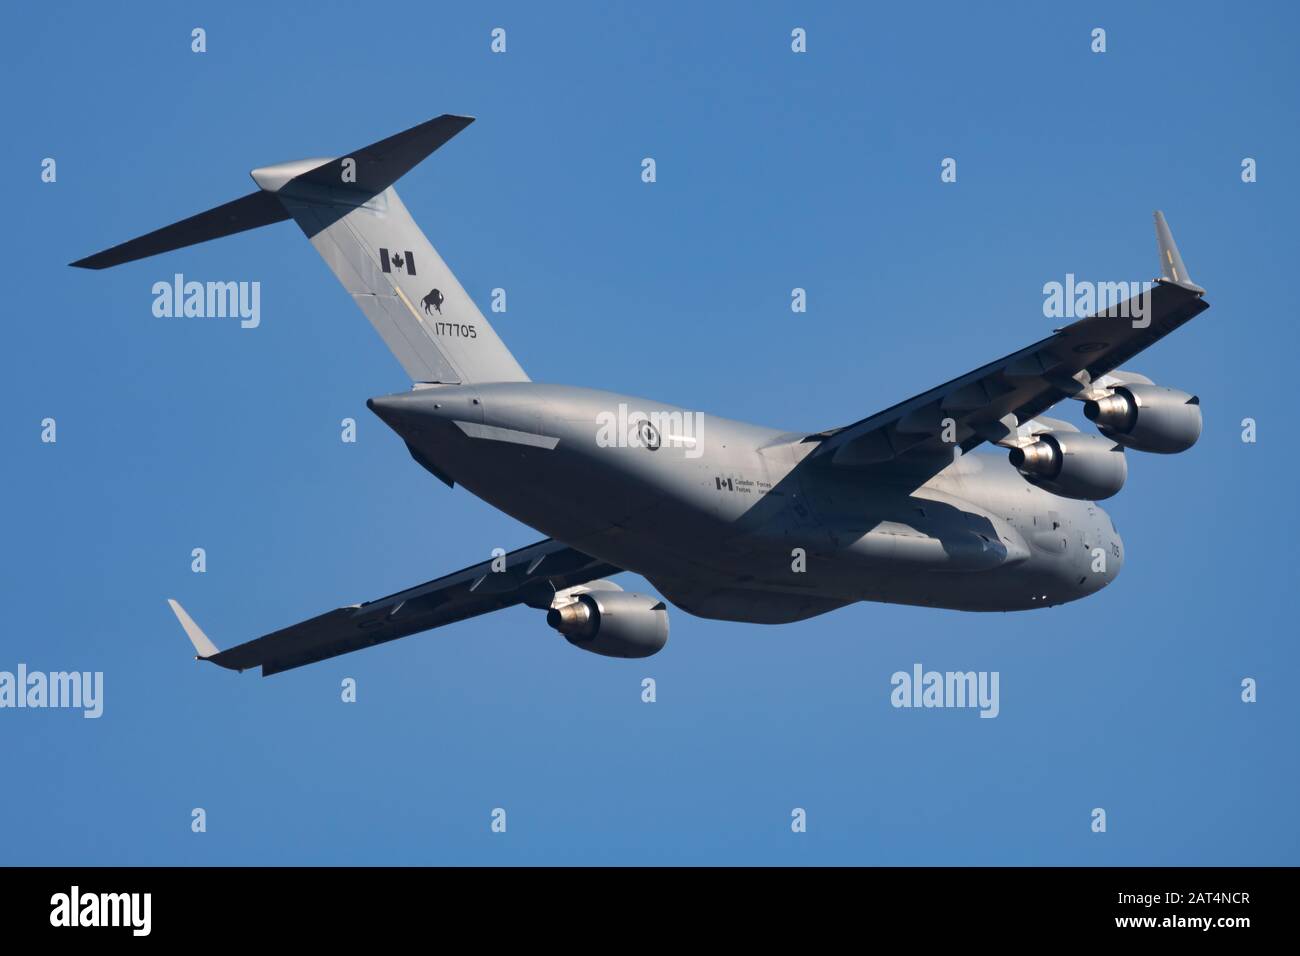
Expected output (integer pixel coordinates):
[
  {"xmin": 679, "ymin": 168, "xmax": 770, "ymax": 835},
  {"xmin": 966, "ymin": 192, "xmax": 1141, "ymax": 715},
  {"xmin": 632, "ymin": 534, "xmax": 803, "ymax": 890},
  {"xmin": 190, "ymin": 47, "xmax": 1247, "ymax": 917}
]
[
  {"xmin": 547, "ymin": 591, "xmax": 669, "ymax": 658},
  {"xmin": 1083, "ymin": 384, "xmax": 1201, "ymax": 454},
  {"xmin": 1009, "ymin": 431, "xmax": 1127, "ymax": 500}
]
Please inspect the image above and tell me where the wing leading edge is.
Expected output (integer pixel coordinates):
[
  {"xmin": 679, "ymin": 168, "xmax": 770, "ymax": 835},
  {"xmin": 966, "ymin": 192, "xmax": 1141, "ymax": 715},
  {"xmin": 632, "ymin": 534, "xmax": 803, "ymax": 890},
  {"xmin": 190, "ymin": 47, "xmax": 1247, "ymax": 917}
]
[
  {"xmin": 168, "ymin": 539, "xmax": 621, "ymax": 676},
  {"xmin": 811, "ymin": 211, "xmax": 1209, "ymax": 472}
]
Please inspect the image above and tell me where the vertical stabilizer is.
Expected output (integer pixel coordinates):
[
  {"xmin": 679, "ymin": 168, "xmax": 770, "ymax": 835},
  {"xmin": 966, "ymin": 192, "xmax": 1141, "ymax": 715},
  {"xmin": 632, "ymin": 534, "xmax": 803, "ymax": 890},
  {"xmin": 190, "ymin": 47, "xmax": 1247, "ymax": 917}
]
[{"xmin": 73, "ymin": 114, "xmax": 528, "ymax": 384}]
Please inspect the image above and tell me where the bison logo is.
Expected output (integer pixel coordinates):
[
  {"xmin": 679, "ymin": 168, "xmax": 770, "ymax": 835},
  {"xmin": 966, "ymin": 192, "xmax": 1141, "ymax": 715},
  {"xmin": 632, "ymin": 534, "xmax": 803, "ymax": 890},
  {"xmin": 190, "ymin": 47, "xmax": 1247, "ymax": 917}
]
[{"xmin": 421, "ymin": 288, "xmax": 444, "ymax": 315}]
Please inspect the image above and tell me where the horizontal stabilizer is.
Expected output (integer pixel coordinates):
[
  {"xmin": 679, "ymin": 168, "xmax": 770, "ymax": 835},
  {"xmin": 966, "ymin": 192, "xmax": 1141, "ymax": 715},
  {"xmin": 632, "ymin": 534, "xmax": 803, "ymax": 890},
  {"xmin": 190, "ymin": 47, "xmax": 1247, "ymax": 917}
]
[
  {"xmin": 70, "ymin": 191, "xmax": 289, "ymax": 270},
  {"xmin": 253, "ymin": 114, "xmax": 474, "ymax": 197},
  {"xmin": 68, "ymin": 115, "xmax": 473, "ymax": 270}
]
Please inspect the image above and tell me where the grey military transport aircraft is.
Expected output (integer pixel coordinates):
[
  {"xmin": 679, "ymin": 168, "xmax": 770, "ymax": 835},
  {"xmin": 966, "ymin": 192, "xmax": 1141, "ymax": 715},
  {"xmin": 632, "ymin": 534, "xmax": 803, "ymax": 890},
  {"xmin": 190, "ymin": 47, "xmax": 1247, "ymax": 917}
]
[{"xmin": 73, "ymin": 115, "xmax": 1210, "ymax": 674}]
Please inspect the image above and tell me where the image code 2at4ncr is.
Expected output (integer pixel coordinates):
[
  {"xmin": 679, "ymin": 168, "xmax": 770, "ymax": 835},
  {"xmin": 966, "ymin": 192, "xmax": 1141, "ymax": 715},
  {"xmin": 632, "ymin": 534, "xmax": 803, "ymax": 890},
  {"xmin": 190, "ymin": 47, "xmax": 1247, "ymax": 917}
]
[{"xmin": 1118, "ymin": 892, "xmax": 1251, "ymax": 906}]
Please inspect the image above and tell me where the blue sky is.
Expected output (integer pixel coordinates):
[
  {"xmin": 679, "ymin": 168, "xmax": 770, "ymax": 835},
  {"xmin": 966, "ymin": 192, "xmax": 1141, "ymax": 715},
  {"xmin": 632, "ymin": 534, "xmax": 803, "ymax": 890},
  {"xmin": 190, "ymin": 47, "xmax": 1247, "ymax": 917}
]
[{"xmin": 2, "ymin": 1, "xmax": 1296, "ymax": 864}]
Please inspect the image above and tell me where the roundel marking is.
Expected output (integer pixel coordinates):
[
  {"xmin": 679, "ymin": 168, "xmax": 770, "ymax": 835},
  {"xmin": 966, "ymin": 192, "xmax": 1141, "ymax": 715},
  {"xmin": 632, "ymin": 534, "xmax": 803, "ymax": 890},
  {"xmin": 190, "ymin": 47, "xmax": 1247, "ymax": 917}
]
[{"xmin": 638, "ymin": 420, "xmax": 661, "ymax": 451}]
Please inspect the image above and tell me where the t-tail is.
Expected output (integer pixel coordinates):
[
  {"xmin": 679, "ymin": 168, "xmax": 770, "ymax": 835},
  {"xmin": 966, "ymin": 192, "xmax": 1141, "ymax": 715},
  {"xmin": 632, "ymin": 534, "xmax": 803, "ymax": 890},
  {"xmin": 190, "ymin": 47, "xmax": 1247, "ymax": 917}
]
[{"xmin": 71, "ymin": 114, "xmax": 527, "ymax": 385}]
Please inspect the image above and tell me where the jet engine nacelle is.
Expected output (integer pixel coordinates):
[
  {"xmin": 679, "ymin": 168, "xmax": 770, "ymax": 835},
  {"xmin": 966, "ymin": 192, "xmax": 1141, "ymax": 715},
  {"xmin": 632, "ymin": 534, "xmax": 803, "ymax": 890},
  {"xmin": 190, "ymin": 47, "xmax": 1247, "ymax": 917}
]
[
  {"xmin": 1008, "ymin": 431, "xmax": 1127, "ymax": 501},
  {"xmin": 546, "ymin": 591, "xmax": 669, "ymax": 658},
  {"xmin": 1083, "ymin": 383, "xmax": 1202, "ymax": 454}
]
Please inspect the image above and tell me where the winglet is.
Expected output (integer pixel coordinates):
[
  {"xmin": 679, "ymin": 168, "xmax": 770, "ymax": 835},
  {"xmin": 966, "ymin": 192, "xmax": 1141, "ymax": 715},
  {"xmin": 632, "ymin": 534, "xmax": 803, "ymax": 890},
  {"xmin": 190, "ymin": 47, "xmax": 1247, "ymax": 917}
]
[
  {"xmin": 167, "ymin": 599, "xmax": 220, "ymax": 659},
  {"xmin": 1154, "ymin": 210, "xmax": 1205, "ymax": 294}
]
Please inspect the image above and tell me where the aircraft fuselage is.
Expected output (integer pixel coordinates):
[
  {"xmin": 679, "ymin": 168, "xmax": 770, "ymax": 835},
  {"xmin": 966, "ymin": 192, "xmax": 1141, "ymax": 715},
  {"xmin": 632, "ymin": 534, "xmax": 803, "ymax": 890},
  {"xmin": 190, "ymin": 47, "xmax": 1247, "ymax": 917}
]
[{"xmin": 368, "ymin": 383, "xmax": 1123, "ymax": 623}]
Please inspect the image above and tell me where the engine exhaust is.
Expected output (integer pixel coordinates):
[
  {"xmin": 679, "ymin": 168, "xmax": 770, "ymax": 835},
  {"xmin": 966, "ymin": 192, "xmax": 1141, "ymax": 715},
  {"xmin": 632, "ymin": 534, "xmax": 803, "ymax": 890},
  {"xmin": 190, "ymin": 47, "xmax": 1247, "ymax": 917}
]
[{"xmin": 547, "ymin": 598, "xmax": 598, "ymax": 640}]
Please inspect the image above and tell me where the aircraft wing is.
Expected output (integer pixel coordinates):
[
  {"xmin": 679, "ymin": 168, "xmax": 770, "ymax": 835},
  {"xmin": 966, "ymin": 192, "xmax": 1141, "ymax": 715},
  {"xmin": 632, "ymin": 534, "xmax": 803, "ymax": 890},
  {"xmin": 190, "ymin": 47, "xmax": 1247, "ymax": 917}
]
[
  {"xmin": 167, "ymin": 539, "xmax": 621, "ymax": 676},
  {"xmin": 809, "ymin": 212, "xmax": 1209, "ymax": 472}
]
